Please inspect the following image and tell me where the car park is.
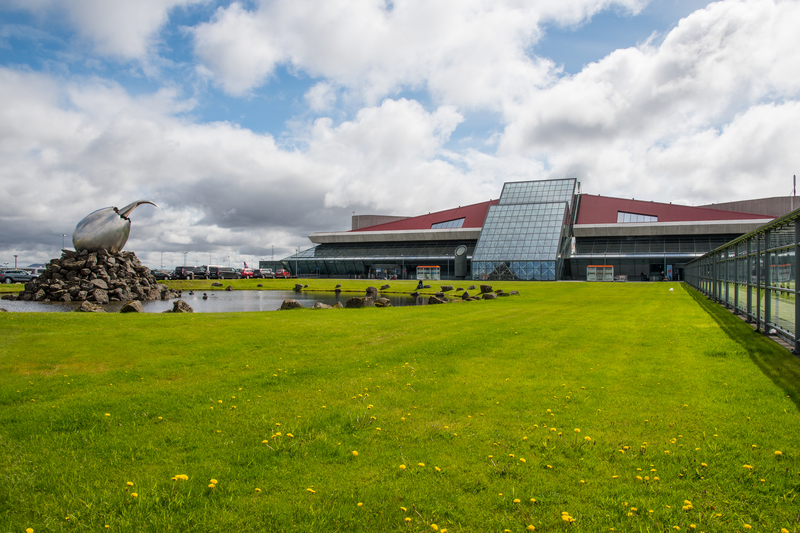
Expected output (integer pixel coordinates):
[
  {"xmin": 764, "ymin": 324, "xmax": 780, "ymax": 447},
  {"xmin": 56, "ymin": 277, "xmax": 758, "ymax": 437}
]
[
  {"xmin": 275, "ymin": 269, "xmax": 292, "ymax": 278},
  {"xmin": 151, "ymin": 269, "xmax": 171, "ymax": 280},
  {"xmin": 253, "ymin": 268, "xmax": 274, "ymax": 279},
  {"xmin": 0, "ymin": 269, "xmax": 37, "ymax": 284},
  {"xmin": 171, "ymin": 266, "xmax": 207, "ymax": 280},
  {"xmin": 206, "ymin": 265, "xmax": 241, "ymax": 279},
  {"xmin": 240, "ymin": 268, "xmax": 254, "ymax": 279}
]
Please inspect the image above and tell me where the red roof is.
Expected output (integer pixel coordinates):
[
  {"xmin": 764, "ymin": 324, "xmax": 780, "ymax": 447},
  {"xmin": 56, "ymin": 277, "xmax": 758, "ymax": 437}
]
[
  {"xmin": 576, "ymin": 195, "xmax": 773, "ymax": 224},
  {"xmin": 352, "ymin": 199, "xmax": 499, "ymax": 232}
]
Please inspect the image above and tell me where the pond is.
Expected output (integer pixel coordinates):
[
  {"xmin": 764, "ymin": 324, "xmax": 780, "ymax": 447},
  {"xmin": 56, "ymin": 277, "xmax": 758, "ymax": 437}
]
[{"xmin": 0, "ymin": 290, "xmax": 426, "ymax": 313}]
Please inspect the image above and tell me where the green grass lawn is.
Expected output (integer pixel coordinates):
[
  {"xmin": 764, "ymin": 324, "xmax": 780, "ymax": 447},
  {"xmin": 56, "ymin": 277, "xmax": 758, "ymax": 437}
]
[{"xmin": 1, "ymin": 282, "xmax": 799, "ymax": 532}]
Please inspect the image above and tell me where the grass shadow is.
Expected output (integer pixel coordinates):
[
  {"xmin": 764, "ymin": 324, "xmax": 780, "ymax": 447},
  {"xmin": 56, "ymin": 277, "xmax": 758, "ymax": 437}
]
[{"xmin": 682, "ymin": 282, "xmax": 800, "ymax": 411}]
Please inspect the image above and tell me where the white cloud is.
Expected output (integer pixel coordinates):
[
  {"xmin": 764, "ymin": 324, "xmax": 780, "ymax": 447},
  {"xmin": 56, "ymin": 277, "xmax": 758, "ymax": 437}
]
[
  {"xmin": 190, "ymin": 0, "xmax": 646, "ymax": 107},
  {"xmin": 498, "ymin": 0, "xmax": 800, "ymax": 202},
  {"xmin": 6, "ymin": 0, "xmax": 205, "ymax": 59}
]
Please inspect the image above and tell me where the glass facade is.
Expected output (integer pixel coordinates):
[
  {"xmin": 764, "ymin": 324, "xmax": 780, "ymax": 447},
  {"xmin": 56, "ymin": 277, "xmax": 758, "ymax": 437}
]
[
  {"xmin": 283, "ymin": 241, "xmax": 476, "ymax": 278},
  {"xmin": 617, "ymin": 211, "xmax": 657, "ymax": 223},
  {"xmin": 685, "ymin": 211, "xmax": 800, "ymax": 352},
  {"xmin": 431, "ymin": 218, "xmax": 465, "ymax": 229},
  {"xmin": 472, "ymin": 179, "xmax": 576, "ymax": 281}
]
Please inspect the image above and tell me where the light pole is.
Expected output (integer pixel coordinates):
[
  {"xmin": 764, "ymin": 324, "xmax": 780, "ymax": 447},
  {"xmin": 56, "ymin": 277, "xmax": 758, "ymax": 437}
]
[
  {"xmin": 183, "ymin": 251, "xmax": 188, "ymax": 265},
  {"xmin": 271, "ymin": 245, "xmax": 274, "ymax": 262},
  {"xmin": 61, "ymin": 234, "xmax": 66, "ymax": 250},
  {"xmin": 14, "ymin": 255, "xmax": 18, "ymax": 269},
  {"xmin": 295, "ymin": 247, "xmax": 299, "ymax": 276}
]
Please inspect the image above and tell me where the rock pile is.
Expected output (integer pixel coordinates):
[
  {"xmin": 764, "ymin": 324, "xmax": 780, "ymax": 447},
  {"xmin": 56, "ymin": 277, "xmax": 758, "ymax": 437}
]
[{"xmin": 3, "ymin": 249, "xmax": 179, "ymax": 304}]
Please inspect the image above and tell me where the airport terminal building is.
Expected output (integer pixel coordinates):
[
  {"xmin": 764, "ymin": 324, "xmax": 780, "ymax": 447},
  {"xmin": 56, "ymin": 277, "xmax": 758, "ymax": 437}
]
[{"xmin": 278, "ymin": 178, "xmax": 786, "ymax": 281}]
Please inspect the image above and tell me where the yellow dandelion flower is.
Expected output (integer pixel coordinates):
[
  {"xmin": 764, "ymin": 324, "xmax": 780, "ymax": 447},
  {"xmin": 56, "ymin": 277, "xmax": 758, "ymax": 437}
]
[
  {"xmin": 126, "ymin": 481, "xmax": 133, "ymax": 486},
  {"xmin": 744, "ymin": 525, "xmax": 752, "ymax": 530},
  {"xmin": 217, "ymin": 400, "xmax": 222, "ymax": 403},
  {"xmin": 306, "ymin": 488, "xmax": 316, "ymax": 493},
  {"xmin": 418, "ymin": 463, "xmax": 425, "ymax": 467},
  {"xmin": 26, "ymin": 529, "xmax": 33, "ymax": 533},
  {"xmin": 399, "ymin": 464, "xmax": 406, "ymax": 470},
  {"xmin": 435, "ymin": 467, "xmax": 441, "ymax": 472},
  {"xmin": 131, "ymin": 493, "xmax": 138, "ymax": 498},
  {"xmin": 255, "ymin": 488, "xmax": 261, "ymax": 492},
  {"xmin": 520, "ymin": 458, "xmax": 527, "ymax": 463},
  {"xmin": 775, "ymin": 450, "xmax": 783, "ymax": 456},
  {"xmin": 357, "ymin": 502, "xmax": 363, "ymax": 507},
  {"xmin": 530, "ymin": 498, "xmax": 537, "ymax": 503},
  {"xmin": 210, "ymin": 479, "xmax": 218, "ymax": 484},
  {"xmin": 405, "ymin": 517, "xmax": 412, "ymax": 522},
  {"xmin": 287, "ymin": 433, "xmax": 294, "ymax": 438},
  {"xmin": 509, "ymin": 454, "xmax": 515, "ymax": 458},
  {"xmin": 584, "ymin": 436, "xmax": 591, "ymax": 441},
  {"xmin": 514, "ymin": 498, "xmax": 521, "ymax": 503},
  {"xmin": 352, "ymin": 451, "xmax": 359, "ymax": 456},
  {"xmin": 208, "ymin": 484, "xmax": 215, "ymax": 489},
  {"xmin": 401, "ymin": 506, "xmax": 407, "ymax": 511},
  {"xmin": 527, "ymin": 526, "xmax": 535, "ymax": 531},
  {"xmin": 104, "ymin": 413, "xmax": 110, "ymax": 417},
  {"xmin": 743, "ymin": 464, "xmax": 754, "ymax": 470},
  {"xmin": 431, "ymin": 525, "xmax": 439, "ymax": 531},
  {"xmin": 574, "ymin": 428, "xmax": 580, "ymax": 433}
]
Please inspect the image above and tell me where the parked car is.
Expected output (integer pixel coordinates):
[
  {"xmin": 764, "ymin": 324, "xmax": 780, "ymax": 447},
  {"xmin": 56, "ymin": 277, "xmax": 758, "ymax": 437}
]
[
  {"xmin": 151, "ymin": 269, "xmax": 171, "ymax": 280},
  {"xmin": 0, "ymin": 269, "xmax": 37, "ymax": 284},
  {"xmin": 206, "ymin": 265, "xmax": 241, "ymax": 279},
  {"xmin": 239, "ymin": 268, "xmax": 254, "ymax": 279},
  {"xmin": 253, "ymin": 268, "xmax": 275, "ymax": 279},
  {"xmin": 171, "ymin": 266, "xmax": 207, "ymax": 280},
  {"xmin": 275, "ymin": 269, "xmax": 292, "ymax": 278}
]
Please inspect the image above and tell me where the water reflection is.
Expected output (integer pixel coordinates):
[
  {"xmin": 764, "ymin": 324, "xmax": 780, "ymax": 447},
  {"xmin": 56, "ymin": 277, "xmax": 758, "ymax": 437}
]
[{"xmin": 0, "ymin": 290, "xmax": 424, "ymax": 313}]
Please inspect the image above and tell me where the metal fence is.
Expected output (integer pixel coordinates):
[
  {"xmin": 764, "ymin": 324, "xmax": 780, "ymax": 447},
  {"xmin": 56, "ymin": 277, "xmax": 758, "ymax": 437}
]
[{"xmin": 684, "ymin": 207, "xmax": 800, "ymax": 353}]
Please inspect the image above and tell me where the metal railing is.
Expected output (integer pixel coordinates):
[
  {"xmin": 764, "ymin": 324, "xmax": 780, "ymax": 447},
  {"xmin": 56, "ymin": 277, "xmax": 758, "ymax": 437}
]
[{"xmin": 685, "ymin": 207, "xmax": 800, "ymax": 353}]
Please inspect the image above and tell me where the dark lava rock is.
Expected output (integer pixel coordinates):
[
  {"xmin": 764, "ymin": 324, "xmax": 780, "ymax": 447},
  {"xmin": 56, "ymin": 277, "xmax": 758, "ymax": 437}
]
[
  {"xmin": 120, "ymin": 301, "xmax": 144, "ymax": 313},
  {"xmin": 440, "ymin": 285, "xmax": 454, "ymax": 292},
  {"xmin": 480, "ymin": 284, "xmax": 493, "ymax": 294},
  {"xmin": 75, "ymin": 301, "xmax": 106, "ymax": 312},
  {"xmin": 428, "ymin": 295, "xmax": 447, "ymax": 304},
  {"xmin": 280, "ymin": 299, "xmax": 304, "ymax": 310},
  {"xmin": 345, "ymin": 296, "xmax": 375, "ymax": 308},
  {"xmin": 375, "ymin": 297, "xmax": 392, "ymax": 307},
  {"xmin": 482, "ymin": 293, "xmax": 497, "ymax": 300},
  {"xmin": 311, "ymin": 302, "xmax": 333, "ymax": 309}
]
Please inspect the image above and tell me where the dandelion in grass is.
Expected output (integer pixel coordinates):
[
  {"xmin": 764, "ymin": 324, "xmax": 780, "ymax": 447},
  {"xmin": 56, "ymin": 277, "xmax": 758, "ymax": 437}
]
[
  {"xmin": 399, "ymin": 465, "xmax": 406, "ymax": 470},
  {"xmin": 126, "ymin": 482, "xmax": 133, "ymax": 487},
  {"xmin": 435, "ymin": 467, "xmax": 441, "ymax": 472},
  {"xmin": 401, "ymin": 507, "xmax": 407, "ymax": 512},
  {"xmin": 405, "ymin": 517, "xmax": 412, "ymax": 523},
  {"xmin": 743, "ymin": 465, "xmax": 754, "ymax": 470},
  {"xmin": 352, "ymin": 451, "xmax": 358, "ymax": 457},
  {"xmin": 131, "ymin": 493, "xmax": 138, "ymax": 498},
  {"xmin": 514, "ymin": 499, "xmax": 521, "ymax": 503},
  {"xmin": 104, "ymin": 413, "xmax": 110, "ymax": 417},
  {"xmin": 357, "ymin": 502, "xmax": 363, "ymax": 507},
  {"xmin": 306, "ymin": 488, "xmax": 316, "ymax": 493},
  {"xmin": 255, "ymin": 488, "xmax": 261, "ymax": 493},
  {"xmin": 431, "ymin": 525, "xmax": 439, "ymax": 531},
  {"xmin": 775, "ymin": 450, "xmax": 783, "ymax": 456},
  {"xmin": 526, "ymin": 526, "xmax": 535, "ymax": 531}
]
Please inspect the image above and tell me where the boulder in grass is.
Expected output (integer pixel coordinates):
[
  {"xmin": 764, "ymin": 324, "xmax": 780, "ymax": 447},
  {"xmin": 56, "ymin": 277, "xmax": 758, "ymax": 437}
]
[
  {"xmin": 482, "ymin": 293, "xmax": 497, "ymax": 300},
  {"xmin": 211, "ymin": 282, "xmax": 223, "ymax": 287},
  {"xmin": 428, "ymin": 295, "xmax": 447, "ymax": 304},
  {"xmin": 225, "ymin": 285, "xmax": 233, "ymax": 291},
  {"xmin": 440, "ymin": 285, "xmax": 454, "ymax": 292},
  {"xmin": 366, "ymin": 286, "xmax": 377, "ymax": 295},
  {"xmin": 410, "ymin": 291, "xmax": 420, "ymax": 298},
  {"xmin": 468, "ymin": 285, "xmax": 476, "ymax": 290},
  {"xmin": 76, "ymin": 301, "xmax": 106, "ymax": 312},
  {"xmin": 333, "ymin": 302, "xmax": 344, "ymax": 309},
  {"xmin": 312, "ymin": 302, "xmax": 333, "ymax": 309},
  {"xmin": 170, "ymin": 300, "xmax": 194, "ymax": 313},
  {"xmin": 380, "ymin": 284, "xmax": 390, "ymax": 290},
  {"xmin": 345, "ymin": 296, "xmax": 375, "ymax": 308},
  {"xmin": 335, "ymin": 283, "xmax": 341, "ymax": 288},
  {"xmin": 119, "ymin": 300, "xmax": 144, "ymax": 313},
  {"xmin": 509, "ymin": 290, "xmax": 520, "ymax": 296},
  {"xmin": 461, "ymin": 291, "xmax": 470, "ymax": 299},
  {"xmin": 480, "ymin": 284, "xmax": 493, "ymax": 294},
  {"xmin": 294, "ymin": 284, "xmax": 303, "ymax": 292},
  {"xmin": 280, "ymin": 299, "xmax": 304, "ymax": 310},
  {"xmin": 375, "ymin": 297, "xmax": 392, "ymax": 307}
]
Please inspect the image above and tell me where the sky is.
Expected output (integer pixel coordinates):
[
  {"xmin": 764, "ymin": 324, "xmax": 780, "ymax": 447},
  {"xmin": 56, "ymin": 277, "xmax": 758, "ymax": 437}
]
[{"xmin": 1, "ymin": 0, "xmax": 799, "ymax": 270}]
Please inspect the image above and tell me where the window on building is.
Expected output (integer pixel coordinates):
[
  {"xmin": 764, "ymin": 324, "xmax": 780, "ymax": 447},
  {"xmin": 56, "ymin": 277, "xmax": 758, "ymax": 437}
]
[
  {"xmin": 431, "ymin": 218, "xmax": 465, "ymax": 229},
  {"xmin": 617, "ymin": 212, "xmax": 658, "ymax": 223}
]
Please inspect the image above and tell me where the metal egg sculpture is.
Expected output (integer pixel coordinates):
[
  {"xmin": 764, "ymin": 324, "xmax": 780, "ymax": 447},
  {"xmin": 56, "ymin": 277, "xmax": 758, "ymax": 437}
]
[{"xmin": 72, "ymin": 200, "xmax": 157, "ymax": 254}]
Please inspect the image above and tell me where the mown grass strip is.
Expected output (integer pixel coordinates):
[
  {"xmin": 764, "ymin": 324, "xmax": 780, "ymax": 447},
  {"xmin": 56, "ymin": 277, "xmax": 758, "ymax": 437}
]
[{"xmin": 1, "ymin": 282, "xmax": 798, "ymax": 532}]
